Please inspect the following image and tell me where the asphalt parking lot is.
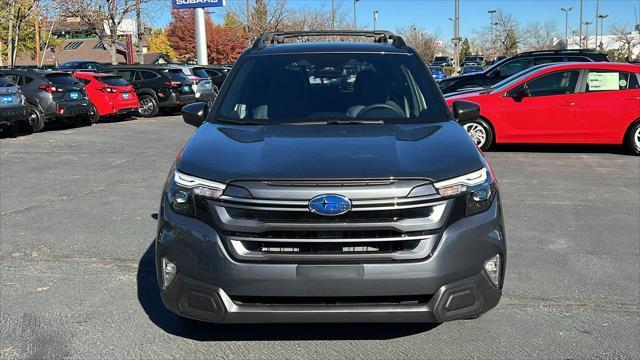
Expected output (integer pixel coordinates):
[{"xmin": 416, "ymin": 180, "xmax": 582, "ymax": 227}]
[{"xmin": 1, "ymin": 116, "xmax": 639, "ymax": 359}]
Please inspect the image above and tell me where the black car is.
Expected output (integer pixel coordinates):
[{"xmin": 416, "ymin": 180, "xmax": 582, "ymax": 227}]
[
  {"xmin": 202, "ymin": 65, "xmax": 232, "ymax": 92},
  {"xmin": 104, "ymin": 65, "xmax": 196, "ymax": 117},
  {"xmin": 439, "ymin": 49, "xmax": 610, "ymax": 94},
  {"xmin": 59, "ymin": 61, "xmax": 107, "ymax": 72},
  {"xmin": 0, "ymin": 69, "xmax": 92, "ymax": 132},
  {"xmin": 155, "ymin": 31, "xmax": 506, "ymax": 324},
  {"xmin": 460, "ymin": 55, "xmax": 485, "ymax": 68},
  {"xmin": 432, "ymin": 56, "xmax": 453, "ymax": 67}
]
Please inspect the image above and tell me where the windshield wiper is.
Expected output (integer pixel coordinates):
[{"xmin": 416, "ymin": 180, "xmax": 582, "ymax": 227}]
[
  {"xmin": 216, "ymin": 118, "xmax": 268, "ymax": 125},
  {"xmin": 287, "ymin": 120, "xmax": 385, "ymax": 125}
]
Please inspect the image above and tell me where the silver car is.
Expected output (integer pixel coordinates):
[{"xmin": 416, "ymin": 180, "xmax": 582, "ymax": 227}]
[
  {"xmin": 171, "ymin": 65, "xmax": 216, "ymax": 104},
  {"xmin": 0, "ymin": 75, "xmax": 28, "ymax": 136}
]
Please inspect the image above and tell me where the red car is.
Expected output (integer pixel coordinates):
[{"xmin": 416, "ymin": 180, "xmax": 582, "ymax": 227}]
[
  {"xmin": 72, "ymin": 71, "xmax": 140, "ymax": 122},
  {"xmin": 446, "ymin": 63, "xmax": 640, "ymax": 155}
]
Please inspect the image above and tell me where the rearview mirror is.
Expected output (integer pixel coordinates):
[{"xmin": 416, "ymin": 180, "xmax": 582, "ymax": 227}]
[
  {"xmin": 452, "ymin": 100, "xmax": 481, "ymax": 123},
  {"xmin": 182, "ymin": 102, "xmax": 208, "ymax": 127}
]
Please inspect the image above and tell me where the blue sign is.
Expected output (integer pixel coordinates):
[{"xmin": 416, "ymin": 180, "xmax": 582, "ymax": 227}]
[{"xmin": 172, "ymin": 0, "xmax": 224, "ymax": 9}]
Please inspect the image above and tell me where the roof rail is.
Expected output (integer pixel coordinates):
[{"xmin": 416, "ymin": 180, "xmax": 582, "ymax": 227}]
[
  {"xmin": 516, "ymin": 48, "xmax": 602, "ymax": 57},
  {"xmin": 252, "ymin": 30, "xmax": 407, "ymax": 50}
]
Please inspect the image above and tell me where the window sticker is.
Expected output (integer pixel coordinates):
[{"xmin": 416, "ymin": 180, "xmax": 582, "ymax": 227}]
[{"xmin": 587, "ymin": 72, "xmax": 620, "ymax": 91}]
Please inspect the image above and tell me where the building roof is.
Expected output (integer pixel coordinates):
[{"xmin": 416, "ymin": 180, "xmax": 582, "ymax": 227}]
[{"xmin": 14, "ymin": 38, "xmax": 143, "ymax": 67}]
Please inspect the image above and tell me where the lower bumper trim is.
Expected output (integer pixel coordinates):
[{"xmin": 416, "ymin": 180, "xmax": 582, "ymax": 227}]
[{"xmin": 161, "ymin": 272, "xmax": 501, "ymax": 324}]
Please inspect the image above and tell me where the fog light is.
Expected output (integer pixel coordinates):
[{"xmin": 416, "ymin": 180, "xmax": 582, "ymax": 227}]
[
  {"xmin": 162, "ymin": 257, "xmax": 177, "ymax": 289},
  {"xmin": 484, "ymin": 254, "xmax": 501, "ymax": 288}
]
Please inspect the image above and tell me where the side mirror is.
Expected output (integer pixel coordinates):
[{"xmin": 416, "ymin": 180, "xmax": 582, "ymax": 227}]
[
  {"xmin": 452, "ymin": 100, "xmax": 481, "ymax": 123},
  {"xmin": 182, "ymin": 102, "xmax": 208, "ymax": 127},
  {"xmin": 511, "ymin": 88, "xmax": 530, "ymax": 102}
]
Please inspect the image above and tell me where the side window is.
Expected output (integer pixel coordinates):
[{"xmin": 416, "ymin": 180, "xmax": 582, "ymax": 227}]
[
  {"xmin": 118, "ymin": 70, "xmax": 136, "ymax": 82},
  {"xmin": 533, "ymin": 57, "xmax": 561, "ymax": 65},
  {"xmin": 586, "ymin": 71, "xmax": 640, "ymax": 92},
  {"xmin": 141, "ymin": 71, "xmax": 158, "ymax": 80},
  {"xmin": 524, "ymin": 71, "xmax": 580, "ymax": 97},
  {"xmin": 566, "ymin": 56, "xmax": 589, "ymax": 62},
  {"xmin": 497, "ymin": 59, "xmax": 531, "ymax": 77},
  {"xmin": 4, "ymin": 74, "xmax": 20, "ymax": 84}
]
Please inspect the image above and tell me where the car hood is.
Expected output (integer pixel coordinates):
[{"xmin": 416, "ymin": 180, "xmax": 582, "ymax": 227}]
[{"xmin": 177, "ymin": 121, "xmax": 486, "ymax": 183}]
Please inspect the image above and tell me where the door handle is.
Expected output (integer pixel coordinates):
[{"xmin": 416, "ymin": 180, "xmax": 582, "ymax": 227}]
[{"xmin": 560, "ymin": 101, "xmax": 575, "ymax": 107}]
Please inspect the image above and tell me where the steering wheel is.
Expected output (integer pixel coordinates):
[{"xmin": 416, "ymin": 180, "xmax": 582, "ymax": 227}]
[{"xmin": 356, "ymin": 103, "xmax": 405, "ymax": 118}]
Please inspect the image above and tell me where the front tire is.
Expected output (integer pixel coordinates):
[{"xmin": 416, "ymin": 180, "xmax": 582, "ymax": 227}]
[
  {"xmin": 461, "ymin": 118, "xmax": 494, "ymax": 151},
  {"xmin": 626, "ymin": 121, "xmax": 640, "ymax": 156},
  {"xmin": 137, "ymin": 94, "xmax": 159, "ymax": 118}
]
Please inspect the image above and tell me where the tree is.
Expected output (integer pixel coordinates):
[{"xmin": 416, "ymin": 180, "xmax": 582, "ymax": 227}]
[
  {"xmin": 166, "ymin": 9, "xmax": 247, "ymax": 64},
  {"xmin": 459, "ymin": 38, "xmax": 472, "ymax": 59},
  {"xmin": 397, "ymin": 26, "xmax": 443, "ymax": 63},
  {"xmin": 228, "ymin": 0, "xmax": 289, "ymax": 41},
  {"xmin": 493, "ymin": 10, "xmax": 524, "ymax": 56},
  {"xmin": 148, "ymin": 29, "xmax": 176, "ymax": 59},
  {"xmin": 525, "ymin": 21, "xmax": 559, "ymax": 50},
  {"xmin": 59, "ymin": 0, "xmax": 156, "ymax": 64},
  {"xmin": 1, "ymin": 0, "xmax": 41, "ymax": 66},
  {"xmin": 609, "ymin": 24, "xmax": 640, "ymax": 61}
]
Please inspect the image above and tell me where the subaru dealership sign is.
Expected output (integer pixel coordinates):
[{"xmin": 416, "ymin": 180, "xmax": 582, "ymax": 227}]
[{"xmin": 172, "ymin": 0, "xmax": 224, "ymax": 9}]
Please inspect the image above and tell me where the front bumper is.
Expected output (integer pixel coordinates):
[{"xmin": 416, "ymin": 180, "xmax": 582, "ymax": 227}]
[
  {"xmin": 160, "ymin": 270, "xmax": 500, "ymax": 323},
  {"xmin": 0, "ymin": 105, "xmax": 28, "ymax": 124},
  {"xmin": 156, "ymin": 196, "xmax": 506, "ymax": 323}
]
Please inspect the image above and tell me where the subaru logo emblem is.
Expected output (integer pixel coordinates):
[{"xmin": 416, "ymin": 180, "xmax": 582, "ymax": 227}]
[{"xmin": 308, "ymin": 194, "xmax": 352, "ymax": 216}]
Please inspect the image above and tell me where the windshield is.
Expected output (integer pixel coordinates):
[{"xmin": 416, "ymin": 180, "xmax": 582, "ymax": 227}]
[
  {"xmin": 490, "ymin": 64, "xmax": 555, "ymax": 93},
  {"xmin": 164, "ymin": 69, "xmax": 192, "ymax": 84},
  {"xmin": 465, "ymin": 66, "xmax": 483, "ymax": 71},
  {"xmin": 192, "ymin": 68, "xmax": 210, "ymax": 79},
  {"xmin": 0, "ymin": 76, "xmax": 15, "ymax": 87},
  {"xmin": 434, "ymin": 57, "xmax": 448, "ymax": 61},
  {"xmin": 98, "ymin": 76, "xmax": 130, "ymax": 87},
  {"xmin": 216, "ymin": 53, "xmax": 446, "ymax": 124},
  {"xmin": 429, "ymin": 66, "xmax": 444, "ymax": 73},
  {"xmin": 45, "ymin": 74, "xmax": 83, "ymax": 87}
]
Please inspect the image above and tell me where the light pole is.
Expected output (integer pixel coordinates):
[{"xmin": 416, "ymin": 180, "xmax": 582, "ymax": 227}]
[
  {"xmin": 583, "ymin": 21, "xmax": 593, "ymax": 48},
  {"xmin": 597, "ymin": 14, "xmax": 608, "ymax": 51},
  {"xmin": 353, "ymin": 0, "xmax": 360, "ymax": 30},
  {"xmin": 373, "ymin": 10, "xmax": 379, "ymax": 32},
  {"xmin": 579, "ymin": 0, "xmax": 583, "ymax": 47},
  {"xmin": 488, "ymin": 9, "xmax": 496, "ymax": 54},
  {"xmin": 594, "ymin": 0, "xmax": 599, "ymax": 47},
  {"xmin": 332, "ymin": 0, "xmax": 335, "ymax": 30},
  {"xmin": 451, "ymin": 0, "xmax": 460, "ymax": 71},
  {"xmin": 561, "ymin": 7, "xmax": 572, "ymax": 49}
]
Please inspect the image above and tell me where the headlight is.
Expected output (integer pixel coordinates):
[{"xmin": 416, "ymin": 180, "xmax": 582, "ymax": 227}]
[
  {"xmin": 167, "ymin": 170, "xmax": 226, "ymax": 216},
  {"xmin": 434, "ymin": 167, "xmax": 497, "ymax": 216}
]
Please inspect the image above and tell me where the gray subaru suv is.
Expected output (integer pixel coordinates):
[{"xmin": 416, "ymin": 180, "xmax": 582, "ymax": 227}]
[{"xmin": 156, "ymin": 31, "xmax": 506, "ymax": 324}]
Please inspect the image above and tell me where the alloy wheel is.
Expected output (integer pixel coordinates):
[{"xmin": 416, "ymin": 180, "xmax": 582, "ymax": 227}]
[
  {"xmin": 635, "ymin": 126, "xmax": 640, "ymax": 150},
  {"xmin": 463, "ymin": 122, "xmax": 487, "ymax": 148},
  {"xmin": 139, "ymin": 97, "xmax": 154, "ymax": 116}
]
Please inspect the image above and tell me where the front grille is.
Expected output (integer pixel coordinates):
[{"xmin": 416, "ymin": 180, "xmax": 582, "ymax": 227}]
[
  {"xmin": 211, "ymin": 180, "xmax": 452, "ymax": 263},
  {"xmin": 240, "ymin": 240, "xmax": 420, "ymax": 254},
  {"xmin": 226, "ymin": 207, "xmax": 433, "ymax": 223}
]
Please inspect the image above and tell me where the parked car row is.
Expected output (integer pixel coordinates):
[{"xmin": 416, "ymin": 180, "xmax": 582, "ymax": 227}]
[{"xmin": 0, "ymin": 62, "xmax": 232, "ymax": 136}]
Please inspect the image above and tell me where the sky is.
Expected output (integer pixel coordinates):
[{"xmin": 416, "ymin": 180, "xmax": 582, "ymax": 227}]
[{"xmin": 155, "ymin": 0, "xmax": 640, "ymax": 39}]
